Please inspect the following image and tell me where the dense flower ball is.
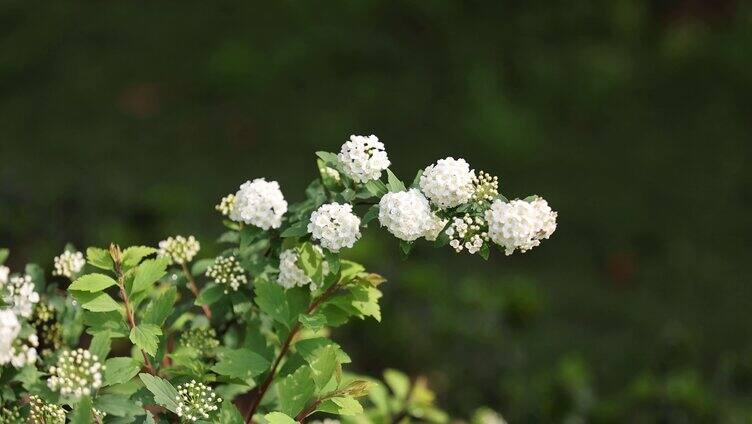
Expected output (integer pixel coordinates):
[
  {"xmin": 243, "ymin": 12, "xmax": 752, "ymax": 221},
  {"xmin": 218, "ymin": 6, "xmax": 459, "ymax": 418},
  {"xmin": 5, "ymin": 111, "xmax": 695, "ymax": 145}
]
[
  {"xmin": 47, "ymin": 348, "xmax": 104, "ymax": 398},
  {"xmin": 28, "ymin": 395, "xmax": 66, "ymax": 424},
  {"xmin": 307, "ymin": 203, "xmax": 361, "ymax": 252},
  {"xmin": 52, "ymin": 250, "xmax": 85, "ymax": 278},
  {"xmin": 277, "ymin": 247, "xmax": 329, "ymax": 291},
  {"xmin": 419, "ymin": 157, "xmax": 476, "ymax": 209},
  {"xmin": 378, "ymin": 189, "xmax": 434, "ymax": 242},
  {"xmin": 215, "ymin": 193, "xmax": 236, "ymax": 217},
  {"xmin": 337, "ymin": 134, "xmax": 391, "ymax": 183},
  {"xmin": 179, "ymin": 327, "xmax": 220, "ymax": 352},
  {"xmin": 205, "ymin": 256, "xmax": 247, "ymax": 293},
  {"xmin": 175, "ymin": 380, "xmax": 221, "ymax": 422},
  {"xmin": 230, "ymin": 178, "xmax": 288, "ymax": 230},
  {"xmin": 0, "ymin": 309, "xmax": 20, "ymax": 367},
  {"xmin": 159, "ymin": 235, "xmax": 201, "ymax": 265},
  {"xmin": 485, "ymin": 197, "xmax": 558, "ymax": 255},
  {"xmin": 1, "ymin": 274, "xmax": 40, "ymax": 318}
]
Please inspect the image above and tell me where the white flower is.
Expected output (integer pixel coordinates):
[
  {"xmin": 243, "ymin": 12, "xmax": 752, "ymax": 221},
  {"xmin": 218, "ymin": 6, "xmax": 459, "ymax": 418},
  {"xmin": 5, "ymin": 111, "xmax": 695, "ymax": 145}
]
[
  {"xmin": 0, "ymin": 309, "xmax": 20, "ymax": 366},
  {"xmin": 485, "ymin": 197, "xmax": 558, "ymax": 255},
  {"xmin": 337, "ymin": 134, "xmax": 391, "ymax": 183},
  {"xmin": 175, "ymin": 380, "xmax": 221, "ymax": 422},
  {"xmin": 277, "ymin": 247, "xmax": 329, "ymax": 291},
  {"xmin": 52, "ymin": 250, "xmax": 85, "ymax": 278},
  {"xmin": 230, "ymin": 178, "xmax": 288, "ymax": 230},
  {"xmin": 0, "ymin": 274, "xmax": 40, "ymax": 318},
  {"xmin": 423, "ymin": 214, "xmax": 448, "ymax": 241},
  {"xmin": 0, "ymin": 266, "xmax": 8, "ymax": 284},
  {"xmin": 419, "ymin": 157, "xmax": 475, "ymax": 209},
  {"xmin": 444, "ymin": 215, "xmax": 489, "ymax": 254},
  {"xmin": 307, "ymin": 203, "xmax": 361, "ymax": 252},
  {"xmin": 8, "ymin": 333, "xmax": 38, "ymax": 368},
  {"xmin": 47, "ymin": 348, "xmax": 104, "ymax": 399},
  {"xmin": 215, "ymin": 193, "xmax": 236, "ymax": 217},
  {"xmin": 378, "ymin": 189, "xmax": 434, "ymax": 242},
  {"xmin": 205, "ymin": 256, "xmax": 247, "ymax": 293},
  {"xmin": 159, "ymin": 235, "xmax": 201, "ymax": 265}
]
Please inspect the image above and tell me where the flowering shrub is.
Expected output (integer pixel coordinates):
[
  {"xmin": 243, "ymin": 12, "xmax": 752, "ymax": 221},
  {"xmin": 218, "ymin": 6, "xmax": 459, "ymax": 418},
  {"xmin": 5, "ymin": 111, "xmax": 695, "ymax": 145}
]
[{"xmin": 0, "ymin": 136, "xmax": 555, "ymax": 422}]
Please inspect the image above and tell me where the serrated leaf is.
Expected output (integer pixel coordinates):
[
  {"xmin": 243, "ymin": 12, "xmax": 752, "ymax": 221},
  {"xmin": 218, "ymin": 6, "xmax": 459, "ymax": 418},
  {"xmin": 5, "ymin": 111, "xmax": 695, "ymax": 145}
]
[
  {"xmin": 122, "ymin": 246, "xmax": 157, "ymax": 269},
  {"xmin": 220, "ymin": 401, "xmax": 245, "ymax": 424},
  {"xmin": 364, "ymin": 180, "xmax": 388, "ymax": 197},
  {"xmin": 131, "ymin": 258, "xmax": 168, "ymax": 294},
  {"xmin": 264, "ymin": 412, "xmax": 297, "ymax": 424},
  {"xmin": 68, "ymin": 273, "xmax": 118, "ymax": 292},
  {"xmin": 105, "ymin": 357, "xmax": 142, "ymax": 386},
  {"xmin": 89, "ymin": 331, "xmax": 112, "ymax": 360},
  {"xmin": 130, "ymin": 324, "xmax": 162, "ymax": 357},
  {"xmin": 94, "ymin": 393, "xmax": 138, "ymax": 417},
  {"xmin": 142, "ymin": 286, "xmax": 178, "ymax": 326},
  {"xmin": 69, "ymin": 396, "xmax": 93, "ymax": 424},
  {"xmin": 211, "ymin": 348, "xmax": 270, "ymax": 380},
  {"xmin": 298, "ymin": 312, "xmax": 327, "ymax": 332},
  {"xmin": 280, "ymin": 222, "xmax": 309, "ymax": 238},
  {"xmin": 317, "ymin": 396, "xmax": 363, "ymax": 416},
  {"xmin": 87, "ymin": 247, "xmax": 114, "ymax": 271},
  {"xmin": 276, "ymin": 366, "xmax": 315, "ymax": 417},
  {"xmin": 195, "ymin": 283, "xmax": 224, "ymax": 306},
  {"xmin": 191, "ymin": 258, "xmax": 215, "ymax": 276},
  {"xmin": 295, "ymin": 338, "xmax": 351, "ymax": 364},
  {"xmin": 72, "ymin": 291, "xmax": 121, "ymax": 312},
  {"xmin": 362, "ymin": 204, "xmax": 380, "ymax": 226},
  {"xmin": 139, "ymin": 373, "xmax": 179, "ymax": 413},
  {"xmin": 315, "ymin": 151, "xmax": 340, "ymax": 165},
  {"xmin": 255, "ymin": 279, "xmax": 289, "ymax": 328},
  {"xmin": 307, "ymin": 345, "xmax": 338, "ymax": 389}
]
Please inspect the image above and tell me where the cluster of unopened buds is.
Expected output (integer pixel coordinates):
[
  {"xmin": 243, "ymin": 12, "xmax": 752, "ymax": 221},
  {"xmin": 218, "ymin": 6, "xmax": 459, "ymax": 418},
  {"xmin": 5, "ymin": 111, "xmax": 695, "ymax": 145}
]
[
  {"xmin": 47, "ymin": 348, "xmax": 104, "ymax": 398},
  {"xmin": 179, "ymin": 327, "xmax": 220, "ymax": 352},
  {"xmin": 52, "ymin": 250, "xmax": 85, "ymax": 279},
  {"xmin": 175, "ymin": 380, "xmax": 221, "ymax": 422},
  {"xmin": 159, "ymin": 235, "xmax": 201, "ymax": 265},
  {"xmin": 31, "ymin": 302, "xmax": 63, "ymax": 357},
  {"xmin": 445, "ymin": 214, "xmax": 489, "ymax": 254},
  {"xmin": 215, "ymin": 194, "xmax": 236, "ymax": 217},
  {"xmin": 205, "ymin": 255, "xmax": 247, "ymax": 293},
  {"xmin": 472, "ymin": 170, "xmax": 499, "ymax": 202},
  {"xmin": 28, "ymin": 395, "xmax": 66, "ymax": 424},
  {"xmin": 0, "ymin": 404, "xmax": 22, "ymax": 422}
]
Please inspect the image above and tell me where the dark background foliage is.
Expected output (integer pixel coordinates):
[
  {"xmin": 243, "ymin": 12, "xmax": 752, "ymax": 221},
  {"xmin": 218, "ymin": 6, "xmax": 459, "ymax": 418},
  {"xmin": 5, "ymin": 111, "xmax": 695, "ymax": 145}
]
[{"xmin": 2, "ymin": 1, "xmax": 751, "ymax": 422}]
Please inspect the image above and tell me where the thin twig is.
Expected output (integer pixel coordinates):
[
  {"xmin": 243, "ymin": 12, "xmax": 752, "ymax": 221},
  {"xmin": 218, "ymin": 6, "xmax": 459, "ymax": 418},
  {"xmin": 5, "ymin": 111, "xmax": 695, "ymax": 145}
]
[{"xmin": 181, "ymin": 262, "xmax": 213, "ymax": 319}]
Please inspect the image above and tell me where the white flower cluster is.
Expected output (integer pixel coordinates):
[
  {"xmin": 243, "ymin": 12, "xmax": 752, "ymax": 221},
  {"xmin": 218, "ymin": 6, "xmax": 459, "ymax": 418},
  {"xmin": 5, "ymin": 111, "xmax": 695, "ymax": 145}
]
[
  {"xmin": 1, "ymin": 274, "xmax": 40, "ymax": 318},
  {"xmin": 47, "ymin": 348, "xmax": 104, "ymax": 398},
  {"xmin": 485, "ymin": 197, "xmax": 558, "ymax": 255},
  {"xmin": 159, "ymin": 235, "xmax": 201, "ymax": 265},
  {"xmin": 337, "ymin": 135, "xmax": 391, "ymax": 183},
  {"xmin": 52, "ymin": 250, "xmax": 85, "ymax": 278},
  {"xmin": 445, "ymin": 215, "xmax": 489, "ymax": 254},
  {"xmin": 423, "ymin": 213, "xmax": 448, "ymax": 242},
  {"xmin": 215, "ymin": 193, "xmax": 236, "ymax": 217},
  {"xmin": 230, "ymin": 178, "xmax": 288, "ymax": 230},
  {"xmin": 0, "ymin": 310, "xmax": 20, "ymax": 367},
  {"xmin": 277, "ymin": 247, "xmax": 329, "ymax": 291},
  {"xmin": 28, "ymin": 395, "xmax": 66, "ymax": 424},
  {"xmin": 378, "ymin": 189, "xmax": 434, "ymax": 242},
  {"xmin": 4, "ymin": 332, "xmax": 38, "ymax": 368},
  {"xmin": 0, "ymin": 266, "xmax": 8, "ymax": 284},
  {"xmin": 420, "ymin": 157, "xmax": 476, "ymax": 209},
  {"xmin": 472, "ymin": 170, "xmax": 499, "ymax": 202},
  {"xmin": 175, "ymin": 380, "xmax": 221, "ymax": 422},
  {"xmin": 307, "ymin": 203, "xmax": 361, "ymax": 252},
  {"xmin": 205, "ymin": 255, "xmax": 247, "ymax": 293}
]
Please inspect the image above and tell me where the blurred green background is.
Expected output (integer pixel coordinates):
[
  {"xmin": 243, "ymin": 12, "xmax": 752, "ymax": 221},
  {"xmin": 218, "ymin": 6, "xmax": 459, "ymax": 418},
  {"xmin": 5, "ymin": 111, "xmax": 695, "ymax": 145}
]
[{"xmin": 2, "ymin": 1, "xmax": 752, "ymax": 422}]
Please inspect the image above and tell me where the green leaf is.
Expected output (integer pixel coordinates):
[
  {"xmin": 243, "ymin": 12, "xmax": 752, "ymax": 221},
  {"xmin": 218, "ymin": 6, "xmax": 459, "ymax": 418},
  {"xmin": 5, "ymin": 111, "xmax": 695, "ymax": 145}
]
[
  {"xmin": 307, "ymin": 345, "xmax": 338, "ymax": 389},
  {"xmin": 0, "ymin": 248, "xmax": 8, "ymax": 265},
  {"xmin": 410, "ymin": 169, "xmax": 424, "ymax": 189},
  {"xmin": 295, "ymin": 338, "xmax": 351, "ymax": 364},
  {"xmin": 479, "ymin": 243, "xmax": 490, "ymax": 260},
  {"xmin": 89, "ymin": 331, "xmax": 112, "ymax": 360},
  {"xmin": 362, "ymin": 204, "xmax": 380, "ymax": 226},
  {"xmin": 87, "ymin": 247, "xmax": 114, "ymax": 271},
  {"xmin": 315, "ymin": 151, "xmax": 340, "ymax": 165},
  {"xmin": 195, "ymin": 283, "xmax": 225, "ymax": 306},
  {"xmin": 364, "ymin": 180, "xmax": 388, "ymax": 197},
  {"xmin": 69, "ymin": 396, "xmax": 93, "ymax": 424},
  {"xmin": 105, "ymin": 357, "xmax": 142, "ymax": 386},
  {"xmin": 317, "ymin": 396, "xmax": 363, "ymax": 416},
  {"xmin": 139, "ymin": 373, "xmax": 179, "ymax": 413},
  {"xmin": 281, "ymin": 221, "xmax": 309, "ymax": 238},
  {"xmin": 131, "ymin": 258, "xmax": 169, "ymax": 294},
  {"xmin": 220, "ymin": 401, "xmax": 245, "ymax": 424},
  {"xmin": 264, "ymin": 412, "xmax": 297, "ymax": 424},
  {"xmin": 71, "ymin": 291, "xmax": 121, "ymax": 312},
  {"xmin": 68, "ymin": 273, "xmax": 118, "ymax": 292},
  {"xmin": 211, "ymin": 348, "xmax": 270, "ymax": 380},
  {"xmin": 399, "ymin": 240, "xmax": 413, "ymax": 259},
  {"xmin": 384, "ymin": 369, "xmax": 410, "ymax": 399},
  {"xmin": 191, "ymin": 258, "xmax": 215, "ymax": 276},
  {"xmin": 298, "ymin": 312, "xmax": 327, "ymax": 332},
  {"xmin": 276, "ymin": 366, "xmax": 316, "ymax": 417},
  {"xmin": 386, "ymin": 169, "xmax": 406, "ymax": 192},
  {"xmin": 298, "ymin": 242, "xmax": 324, "ymax": 286},
  {"xmin": 142, "ymin": 286, "xmax": 178, "ymax": 326},
  {"xmin": 130, "ymin": 324, "xmax": 163, "ymax": 357},
  {"xmin": 122, "ymin": 246, "xmax": 157, "ymax": 269},
  {"xmin": 94, "ymin": 393, "xmax": 138, "ymax": 417},
  {"xmin": 255, "ymin": 279, "xmax": 289, "ymax": 328}
]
